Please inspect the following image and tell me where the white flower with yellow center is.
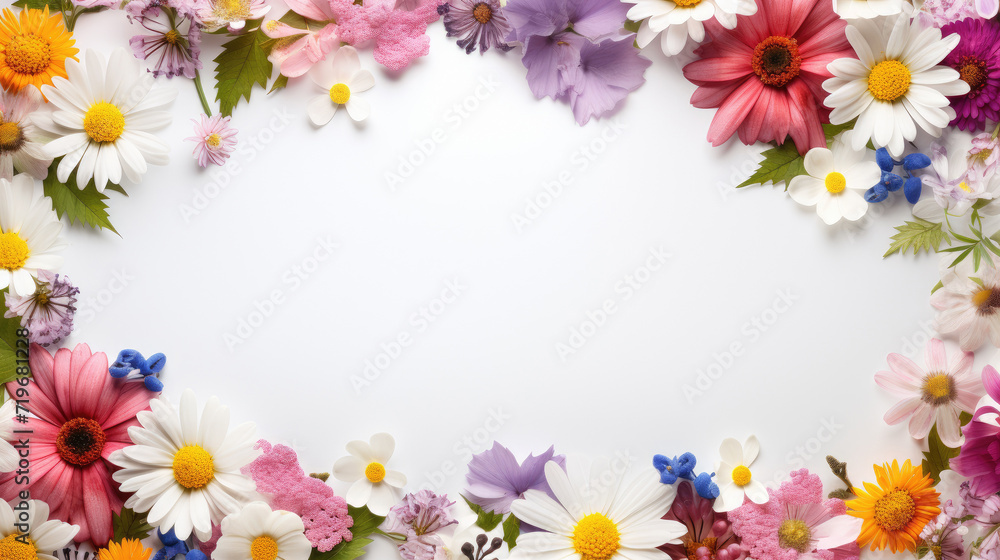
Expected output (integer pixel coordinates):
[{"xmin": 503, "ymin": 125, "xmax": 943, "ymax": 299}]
[
  {"xmin": 32, "ymin": 48, "xmax": 174, "ymax": 192},
  {"xmin": 0, "ymin": 86, "xmax": 51, "ymax": 182},
  {"xmin": 713, "ymin": 435, "xmax": 767, "ymax": 512},
  {"xmin": 109, "ymin": 389, "xmax": 260, "ymax": 541},
  {"xmin": 332, "ymin": 432, "xmax": 406, "ymax": 516},
  {"xmin": 197, "ymin": 0, "xmax": 271, "ymax": 32},
  {"xmin": 508, "ymin": 456, "xmax": 686, "ymax": 560},
  {"xmin": 823, "ymin": 15, "xmax": 969, "ymax": 157},
  {"xmin": 213, "ymin": 502, "xmax": 312, "ymax": 560},
  {"xmin": 788, "ymin": 132, "xmax": 880, "ymax": 225},
  {"xmin": 307, "ymin": 46, "xmax": 374, "ymax": 125},
  {"xmin": 0, "ymin": 174, "xmax": 64, "ymax": 297},
  {"xmin": 0, "ymin": 499, "xmax": 79, "ymax": 560},
  {"xmin": 625, "ymin": 0, "xmax": 757, "ymax": 56}
]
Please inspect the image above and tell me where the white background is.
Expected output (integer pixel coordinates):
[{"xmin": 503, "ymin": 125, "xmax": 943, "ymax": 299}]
[{"xmin": 38, "ymin": 2, "xmax": 978, "ymax": 549}]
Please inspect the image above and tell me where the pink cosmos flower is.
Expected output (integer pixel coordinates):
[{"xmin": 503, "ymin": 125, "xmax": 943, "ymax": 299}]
[
  {"xmin": 953, "ymin": 366, "xmax": 1000, "ymax": 494},
  {"xmin": 931, "ymin": 255, "xmax": 1000, "ymax": 351},
  {"xmin": 682, "ymin": 0, "xmax": 853, "ymax": 154},
  {"xmin": 0, "ymin": 343, "xmax": 158, "ymax": 546},
  {"xmin": 874, "ymin": 338, "xmax": 981, "ymax": 447},
  {"xmin": 186, "ymin": 114, "xmax": 238, "ymax": 167},
  {"xmin": 261, "ymin": 0, "xmax": 339, "ymax": 78}
]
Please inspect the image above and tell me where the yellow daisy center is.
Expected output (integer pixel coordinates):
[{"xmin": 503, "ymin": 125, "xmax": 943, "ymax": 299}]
[
  {"xmin": 731, "ymin": 465, "xmax": 752, "ymax": 486},
  {"xmin": 83, "ymin": 102, "xmax": 126, "ymax": 143},
  {"xmin": 164, "ymin": 29, "xmax": 180, "ymax": 45},
  {"xmin": 5, "ymin": 34, "xmax": 52, "ymax": 76},
  {"xmin": 873, "ymin": 489, "xmax": 916, "ymax": 532},
  {"xmin": 329, "ymin": 83, "xmax": 351, "ymax": 105},
  {"xmin": 0, "ymin": 231, "xmax": 30, "ymax": 271},
  {"xmin": 572, "ymin": 513, "xmax": 621, "ymax": 560},
  {"xmin": 673, "ymin": 0, "xmax": 703, "ymax": 7},
  {"xmin": 214, "ymin": 0, "xmax": 251, "ymax": 21},
  {"xmin": 921, "ymin": 373, "xmax": 953, "ymax": 405},
  {"xmin": 172, "ymin": 445, "xmax": 215, "ymax": 489},
  {"xmin": 0, "ymin": 122, "xmax": 22, "ymax": 150},
  {"xmin": 778, "ymin": 519, "xmax": 812, "ymax": 553},
  {"xmin": 973, "ymin": 287, "xmax": 1000, "ymax": 314},
  {"xmin": 868, "ymin": 60, "xmax": 911, "ymax": 102},
  {"xmin": 0, "ymin": 534, "xmax": 37, "ymax": 560},
  {"xmin": 365, "ymin": 461, "xmax": 386, "ymax": 483},
  {"xmin": 825, "ymin": 171, "xmax": 846, "ymax": 194},
  {"xmin": 206, "ymin": 133, "xmax": 222, "ymax": 148},
  {"xmin": 250, "ymin": 536, "xmax": 278, "ymax": 560}
]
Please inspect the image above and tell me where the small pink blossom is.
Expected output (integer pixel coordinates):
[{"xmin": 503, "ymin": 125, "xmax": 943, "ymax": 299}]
[
  {"xmin": 186, "ymin": 114, "xmax": 237, "ymax": 167},
  {"xmin": 261, "ymin": 0, "xmax": 339, "ymax": 77},
  {"xmin": 330, "ymin": 0, "xmax": 442, "ymax": 72}
]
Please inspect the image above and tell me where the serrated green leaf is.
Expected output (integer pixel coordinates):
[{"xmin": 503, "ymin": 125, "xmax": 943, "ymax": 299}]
[
  {"xmin": 346, "ymin": 505, "xmax": 384, "ymax": 537},
  {"xmin": 921, "ymin": 423, "xmax": 960, "ymax": 484},
  {"xmin": 42, "ymin": 158, "xmax": 119, "ymax": 235},
  {"xmin": 822, "ymin": 120, "xmax": 856, "ymax": 144},
  {"xmin": 214, "ymin": 20, "xmax": 273, "ymax": 117},
  {"xmin": 11, "ymin": 0, "xmax": 64, "ymax": 11},
  {"xmin": 463, "ymin": 496, "xmax": 503, "ymax": 531},
  {"xmin": 0, "ymin": 310, "xmax": 27, "ymax": 385},
  {"xmin": 884, "ymin": 219, "xmax": 947, "ymax": 258},
  {"xmin": 269, "ymin": 74, "xmax": 289, "ymax": 94},
  {"xmin": 309, "ymin": 537, "xmax": 373, "ymax": 560},
  {"xmin": 503, "ymin": 513, "xmax": 520, "ymax": 550},
  {"xmin": 112, "ymin": 508, "xmax": 153, "ymax": 544},
  {"xmin": 736, "ymin": 141, "xmax": 805, "ymax": 189}
]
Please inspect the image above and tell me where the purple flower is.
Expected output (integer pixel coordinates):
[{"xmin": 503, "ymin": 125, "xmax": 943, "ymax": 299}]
[
  {"xmin": 3, "ymin": 270, "xmax": 79, "ymax": 347},
  {"xmin": 385, "ymin": 490, "xmax": 457, "ymax": 538},
  {"xmin": 567, "ymin": 38, "xmax": 651, "ymax": 125},
  {"xmin": 503, "ymin": 0, "xmax": 628, "ymax": 43},
  {"xmin": 961, "ymin": 480, "xmax": 1000, "ymax": 524},
  {"xmin": 464, "ymin": 442, "xmax": 563, "ymax": 514},
  {"xmin": 521, "ymin": 32, "xmax": 586, "ymax": 99},
  {"xmin": 953, "ymin": 366, "xmax": 1000, "ymax": 494},
  {"xmin": 920, "ymin": 501, "xmax": 966, "ymax": 560},
  {"xmin": 439, "ymin": 0, "xmax": 515, "ymax": 55},
  {"xmin": 941, "ymin": 18, "xmax": 1000, "ymax": 132},
  {"xmin": 127, "ymin": 0, "xmax": 202, "ymax": 79}
]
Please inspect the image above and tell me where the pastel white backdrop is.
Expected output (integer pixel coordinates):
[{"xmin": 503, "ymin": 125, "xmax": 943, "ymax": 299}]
[{"xmin": 41, "ymin": 2, "xmax": 966, "ymax": 555}]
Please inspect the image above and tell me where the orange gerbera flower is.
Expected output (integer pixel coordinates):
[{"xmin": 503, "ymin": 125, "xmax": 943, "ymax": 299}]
[
  {"xmin": 98, "ymin": 538, "xmax": 153, "ymax": 560},
  {"xmin": 846, "ymin": 459, "xmax": 941, "ymax": 553},
  {"xmin": 0, "ymin": 7, "xmax": 78, "ymax": 92}
]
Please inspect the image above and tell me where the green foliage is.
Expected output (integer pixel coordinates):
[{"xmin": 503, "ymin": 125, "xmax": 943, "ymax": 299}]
[
  {"xmin": 269, "ymin": 74, "xmax": 289, "ymax": 94},
  {"xmin": 11, "ymin": 0, "xmax": 64, "ymax": 11},
  {"xmin": 463, "ymin": 496, "xmax": 503, "ymax": 531},
  {"xmin": 921, "ymin": 423, "xmax": 961, "ymax": 484},
  {"xmin": 736, "ymin": 122, "xmax": 857, "ymax": 190},
  {"xmin": 941, "ymin": 224, "xmax": 1000, "ymax": 271},
  {"xmin": 214, "ymin": 19, "xmax": 273, "ymax": 117},
  {"xmin": 884, "ymin": 219, "xmax": 948, "ymax": 258},
  {"xmin": 42, "ymin": 159, "xmax": 119, "ymax": 235},
  {"xmin": 309, "ymin": 537, "xmax": 373, "ymax": 560},
  {"xmin": 346, "ymin": 505, "xmax": 385, "ymax": 536},
  {"xmin": 0, "ymin": 310, "xmax": 27, "ymax": 385},
  {"xmin": 112, "ymin": 508, "xmax": 153, "ymax": 544},
  {"xmin": 502, "ymin": 513, "xmax": 520, "ymax": 550}
]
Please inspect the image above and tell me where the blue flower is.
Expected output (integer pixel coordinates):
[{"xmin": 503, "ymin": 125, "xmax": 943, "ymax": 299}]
[
  {"xmin": 653, "ymin": 452, "xmax": 718, "ymax": 499},
  {"xmin": 109, "ymin": 349, "xmax": 166, "ymax": 391},
  {"xmin": 866, "ymin": 147, "xmax": 931, "ymax": 204},
  {"xmin": 152, "ymin": 529, "xmax": 189, "ymax": 560}
]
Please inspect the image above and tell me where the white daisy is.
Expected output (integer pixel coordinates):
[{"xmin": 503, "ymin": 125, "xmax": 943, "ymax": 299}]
[
  {"xmin": 0, "ymin": 86, "xmax": 51, "ymax": 181},
  {"xmin": 508, "ymin": 456, "xmax": 686, "ymax": 560},
  {"xmin": 33, "ymin": 48, "xmax": 174, "ymax": 192},
  {"xmin": 0, "ymin": 399, "xmax": 17, "ymax": 472},
  {"xmin": 0, "ymin": 499, "xmax": 79, "ymax": 560},
  {"xmin": 822, "ymin": 15, "xmax": 969, "ymax": 157},
  {"xmin": 713, "ymin": 435, "xmax": 767, "ymax": 512},
  {"xmin": 332, "ymin": 432, "xmax": 406, "ymax": 516},
  {"xmin": 0, "ymin": 174, "xmax": 64, "ymax": 297},
  {"xmin": 197, "ymin": 0, "xmax": 271, "ymax": 32},
  {"xmin": 213, "ymin": 502, "xmax": 312, "ymax": 560},
  {"xmin": 109, "ymin": 389, "xmax": 260, "ymax": 541},
  {"xmin": 307, "ymin": 46, "xmax": 374, "ymax": 125},
  {"xmin": 788, "ymin": 132, "xmax": 880, "ymax": 225},
  {"xmin": 833, "ymin": 0, "xmax": 905, "ymax": 20},
  {"xmin": 625, "ymin": 0, "xmax": 757, "ymax": 56}
]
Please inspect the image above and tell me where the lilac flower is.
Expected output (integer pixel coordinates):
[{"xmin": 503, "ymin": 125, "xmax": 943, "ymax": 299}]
[
  {"xmin": 439, "ymin": 0, "xmax": 514, "ymax": 55},
  {"xmin": 384, "ymin": 491, "xmax": 457, "ymax": 560},
  {"xmin": 186, "ymin": 114, "xmax": 238, "ymax": 167},
  {"xmin": 961, "ymin": 480, "xmax": 1000, "ymax": 524},
  {"xmin": 916, "ymin": 0, "xmax": 978, "ymax": 27},
  {"xmin": 127, "ymin": 0, "xmax": 202, "ymax": 79},
  {"xmin": 3, "ymin": 270, "xmax": 79, "ymax": 347},
  {"xmin": 504, "ymin": 0, "xmax": 627, "ymax": 43},
  {"xmin": 520, "ymin": 33, "xmax": 586, "ymax": 99},
  {"xmin": 969, "ymin": 133, "xmax": 1000, "ymax": 182},
  {"xmin": 464, "ymin": 442, "xmax": 564, "ymax": 514},
  {"xmin": 920, "ymin": 501, "xmax": 967, "ymax": 560},
  {"xmin": 567, "ymin": 38, "xmax": 651, "ymax": 125}
]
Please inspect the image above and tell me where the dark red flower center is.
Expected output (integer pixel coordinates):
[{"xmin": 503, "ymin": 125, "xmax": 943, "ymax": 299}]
[
  {"xmin": 684, "ymin": 537, "xmax": 718, "ymax": 560},
  {"xmin": 751, "ymin": 36, "xmax": 801, "ymax": 88},
  {"xmin": 56, "ymin": 417, "xmax": 106, "ymax": 467},
  {"xmin": 957, "ymin": 55, "xmax": 989, "ymax": 94},
  {"xmin": 472, "ymin": 3, "xmax": 492, "ymax": 24}
]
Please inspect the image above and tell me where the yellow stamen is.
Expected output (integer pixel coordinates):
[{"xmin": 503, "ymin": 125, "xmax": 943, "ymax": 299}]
[
  {"xmin": 825, "ymin": 171, "xmax": 846, "ymax": 194},
  {"xmin": 778, "ymin": 519, "xmax": 812, "ymax": 552},
  {"xmin": 206, "ymin": 133, "xmax": 222, "ymax": 148},
  {"xmin": 873, "ymin": 489, "xmax": 916, "ymax": 532},
  {"xmin": 5, "ymin": 34, "xmax": 52, "ymax": 75},
  {"xmin": 250, "ymin": 536, "xmax": 278, "ymax": 560},
  {"xmin": 0, "ymin": 534, "xmax": 37, "ymax": 560},
  {"xmin": 172, "ymin": 445, "xmax": 215, "ymax": 489},
  {"xmin": 329, "ymin": 83, "xmax": 351, "ymax": 105},
  {"xmin": 0, "ymin": 122, "xmax": 21, "ymax": 150},
  {"xmin": 731, "ymin": 465, "xmax": 752, "ymax": 486},
  {"xmin": 572, "ymin": 513, "xmax": 621, "ymax": 560},
  {"xmin": 83, "ymin": 102, "xmax": 125, "ymax": 143},
  {"xmin": 0, "ymin": 231, "xmax": 30, "ymax": 271},
  {"xmin": 365, "ymin": 461, "xmax": 386, "ymax": 483},
  {"xmin": 868, "ymin": 60, "xmax": 911, "ymax": 102}
]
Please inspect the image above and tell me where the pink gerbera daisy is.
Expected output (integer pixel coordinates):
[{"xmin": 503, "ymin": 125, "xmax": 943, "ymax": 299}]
[
  {"xmin": 682, "ymin": 0, "xmax": 854, "ymax": 154},
  {"xmin": 874, "ymin": 338, "xmax": 982, "ymax": 447},
  {"xmin": 0, "ymin": 343, "xmax": 158, "ymax": 546},
  {"xmin": 186, "ymin": 114, "xmax": 238, "ymax": 168}
]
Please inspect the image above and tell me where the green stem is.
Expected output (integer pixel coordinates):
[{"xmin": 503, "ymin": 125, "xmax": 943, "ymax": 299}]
[
  {"xmin": 61, "ymin": 0, "xmax": 73, "ymax": 31},
  {"xmin": 373, "ymin": 528, "xmax": 407, "ymax": 542},
  {"xmin": 194, "ymin": 70, "xmax": 213, "ymax": 117},
  {"xmin": 992, "ymin": 120, "xmax": 1000, "ymax": 140}
]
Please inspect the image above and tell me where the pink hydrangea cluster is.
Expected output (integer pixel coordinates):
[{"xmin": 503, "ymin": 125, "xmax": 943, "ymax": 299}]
[
  {"xmin": 241, "ymin": 440, "xmax": 355, "ymax": 552},
  {"xmin": 329, "ymin": 0, "xmax": 442, "ymax": 71},
  {"xmin": 728, "ymin": 469, "xmax": 860, "ymax": 560}
]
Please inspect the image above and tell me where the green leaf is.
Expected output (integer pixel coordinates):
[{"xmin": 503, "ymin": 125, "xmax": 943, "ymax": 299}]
[
  {"xmin": 884, "ymin": 219, "xmax": 948, "ymax": 258},
  {"xmin": 0, "ymin": 311, "xmax": 27, "ymax": 386},
  {"xmin": 822, "ymin": 120, "xmax": 856, "ymax": 144},
  {"xmin": 346, "ymin": 505, "xmax": 385, "ymax": 537},
  {"xmin": 309, "ymin": 537, "xmax": 373, "ymax": 560},
  {"xmin": 112, "ymin": 508, "xmax": 153, "ymax": 544},
  {"xmin": 214, "ymin": 20, "xmax": 273, "ymax": 117},
  {"xmin": 11, "ymin": 0, "xmax": 64, "ymax": 11},
  {"xmin": 921, "ymin": 423, "xmax": 961, "ymax": 484},
  {"xmin": 502, "ymin": 513, "xmax": 520, "ymax": 550},
  {"xmin": 269, "ymin": 74, "xmax": 289, "ymax": 94},
  {"xmin": 463, "ymin": 496, "xmax": 503, "ymax": 531},
  {"xmin": 735, "ymin": 140, "xmax": 805, "ymax": 189},
  {"xmin": 931, "ymin": 280, "xmax": 944, "ymax": 294},
  {"xmin": 624, "ymin": 19, "xmax": 640, "ymax": 33},
  {"xmin": 42, "ymin": 158, "xmax": 119, "ymax": 235}
]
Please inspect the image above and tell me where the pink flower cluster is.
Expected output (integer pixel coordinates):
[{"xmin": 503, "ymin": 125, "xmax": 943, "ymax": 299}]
[{"xmin": 330, "ymin": 0, "xmax": 442, "ymax": 71}]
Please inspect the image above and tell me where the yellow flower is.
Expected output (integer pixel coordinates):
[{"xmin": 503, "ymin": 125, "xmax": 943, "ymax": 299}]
[
  {"xmin": 98, "ymin": 538, "xmax": 153, "ymax": 560},
  {"xmin": 0, "ymin": 7, "xmax": 78, "ymax": 92},
  {"xmin": 846, "ymin": 459, "xmax": 940, "ymax": 553}
]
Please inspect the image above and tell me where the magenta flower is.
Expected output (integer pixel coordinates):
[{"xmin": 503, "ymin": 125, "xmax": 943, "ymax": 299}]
[
  {"xmin": 660, "ymin": 480, "xmax": 744, "ymax": 560},
  {"xmin": 464, "ymin": 442, "xmax": 564, "ymax": 514},
  {"xmin": 874, "ymin": 338, "xmax": 982, "ymax": 447},
  {"xmin": 953, "ymin": 365, "xmax": 1000, "ymax": 494},
  {"xmin": 941, "ymin": 18, "xmax": 1000, "ymax": 132},
  {"xmin": 3, "ymin": 270, "xmax": 79, "ymax": 346},
  {"xmin": 186, "ymin": 114, "xmax": 238, "ymax": 167},
  {"xmin": 728, "ymin": 469, "xmax": 861, "ymax": 560}
]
